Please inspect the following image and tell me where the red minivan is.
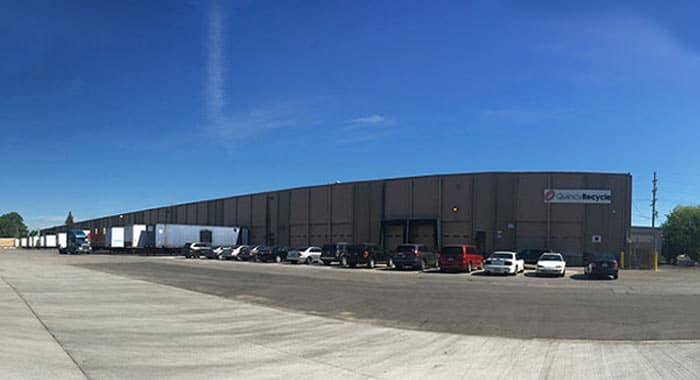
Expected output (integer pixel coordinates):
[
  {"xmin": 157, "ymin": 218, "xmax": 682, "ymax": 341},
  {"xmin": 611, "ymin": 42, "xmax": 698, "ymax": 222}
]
[{"xmin": 438, "ymin": 244, "xmax": 483, "ymax": 273}]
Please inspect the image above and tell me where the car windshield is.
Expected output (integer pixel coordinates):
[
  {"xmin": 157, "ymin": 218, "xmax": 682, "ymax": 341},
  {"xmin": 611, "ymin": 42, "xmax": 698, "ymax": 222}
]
[
  {"xmin": 491, "ymin": 253, "xmax": 513, "ymax": 259},
  {"xmin": 397, "ymin": 245, "xmax": 416, "ymax": 253},
  {"xmin": 539, "ymin": 255, "xmax": 562, "ymax": 261},
  {"xmin": 441, "ymin": 247, "xmax": 463, "ymax": 255}
]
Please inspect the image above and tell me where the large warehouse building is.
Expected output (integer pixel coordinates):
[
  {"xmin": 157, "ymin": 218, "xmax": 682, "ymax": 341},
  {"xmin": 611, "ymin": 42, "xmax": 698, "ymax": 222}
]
[{"xmin": 42, "ymin": 171, "xmax": 632, "ymax": 263}]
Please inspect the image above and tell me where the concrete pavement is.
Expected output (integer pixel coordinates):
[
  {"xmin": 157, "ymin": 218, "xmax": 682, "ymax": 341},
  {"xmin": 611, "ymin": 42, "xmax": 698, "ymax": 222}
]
[
  {"xmin": 0, "ymin": 272, "xmax": 85, "ymax": 379},
  {"xmin": 1, "ymin": 249, "xmax": 699, "ymax": 379}
]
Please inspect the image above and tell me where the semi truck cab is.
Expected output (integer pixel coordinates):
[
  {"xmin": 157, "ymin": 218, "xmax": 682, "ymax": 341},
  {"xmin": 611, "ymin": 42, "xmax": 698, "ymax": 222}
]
[{"xmin": 59, "ymin": 229, "xmax": 92, "ymax": 255}]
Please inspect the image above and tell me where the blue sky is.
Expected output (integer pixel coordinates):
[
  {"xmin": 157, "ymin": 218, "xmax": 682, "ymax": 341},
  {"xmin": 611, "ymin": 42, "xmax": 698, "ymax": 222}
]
[{"xmin": 1, "ymin": 0, "xmax": 698, "ymax": 230}]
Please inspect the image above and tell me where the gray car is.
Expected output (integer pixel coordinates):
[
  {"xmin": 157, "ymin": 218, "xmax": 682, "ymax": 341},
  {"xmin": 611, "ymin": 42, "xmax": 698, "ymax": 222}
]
[{"xmin": 392, "ymin": 244, "xmax": 438, "ymax": 270}]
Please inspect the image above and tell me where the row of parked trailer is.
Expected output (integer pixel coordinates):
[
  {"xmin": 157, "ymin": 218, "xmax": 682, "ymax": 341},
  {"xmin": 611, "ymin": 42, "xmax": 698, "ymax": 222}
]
[{"xmin": 15, "ymin": 224, "xmax": 247, "ymax": 253}]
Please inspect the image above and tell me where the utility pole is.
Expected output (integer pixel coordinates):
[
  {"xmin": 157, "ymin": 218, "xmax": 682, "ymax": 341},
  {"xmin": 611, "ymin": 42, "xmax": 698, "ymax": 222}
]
[{"xmin": 651, "ymin": 172, "xmax": 659, "ymax": 268}]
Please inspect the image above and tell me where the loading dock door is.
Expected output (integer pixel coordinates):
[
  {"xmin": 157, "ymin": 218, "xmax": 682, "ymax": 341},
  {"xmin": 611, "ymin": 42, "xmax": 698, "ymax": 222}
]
[
  {"xmin": 382, "ymin": 224, "xmax": 404, "ymax": 253},
  {"xmin": 382, "ymin": 219, "xmax": 438, "ymax": 252},
  {"xmin": 408, "ymin": 223, "xmax": 437, "ymax": 251}
]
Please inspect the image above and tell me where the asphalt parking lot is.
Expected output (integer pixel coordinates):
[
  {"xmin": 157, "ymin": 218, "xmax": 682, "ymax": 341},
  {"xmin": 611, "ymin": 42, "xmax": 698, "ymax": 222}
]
[
  {"xmin": 3, "ymin": 249, "xmax": 700, "ymax": 380},
  {"xmin": 76, "ymin": 252, "xmax": 700, "ymax": 341}
]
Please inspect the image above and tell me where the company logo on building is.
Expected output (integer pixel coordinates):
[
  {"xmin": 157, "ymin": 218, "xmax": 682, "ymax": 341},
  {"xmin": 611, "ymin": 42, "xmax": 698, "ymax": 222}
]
[{"xmin": 543, "ymin": 189, "xmax": 612, "ymax": 204}]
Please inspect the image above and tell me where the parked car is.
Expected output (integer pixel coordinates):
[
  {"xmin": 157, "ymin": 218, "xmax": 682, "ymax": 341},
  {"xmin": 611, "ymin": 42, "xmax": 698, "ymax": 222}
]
[
  {"xmin": 237, "ymin": 245, "xmax": 258, "ymax": 261},
  {"xmin": 675, "ymin": 254, "xmax": 696, "ymax": 266},
  {"xmin": 392, "ymin": 244, "xmax": 438, "ymax": 270},
  {"xmin": 519, "ymin": 248, "xmax": 550, "ymax": 265},
  {"xmin": 584, "ymin": 253, "xmax": 619, "ymax": 279},
  {"xmin": 483, "ymin": 251, "xmax": 524, "ymax": 275},
  {"xmin": 287, "ymin": 246, "xmax": 322, "ymax": 264},
  {"xmin": 320, "ymin": 242, "xmax": 349, "ymax": 265},
  {"xmin": 535, "ymin": 252, "xmax": 566, "ymax": 277},
  {"xmin": 342, "ymin": 243, "xmax": 390, "ymax": 268},
  {"xmin": 438, "ymin": 244, "xmax": 483, "ymax": 273},
  {"xmin": 214, "ymin": 246, "xmax": 233, "ymax": 260},
  {"xmin": 257, "ymin": 246, "xmax": 289, "ymax": 263},
  {"xmin": 223, "ymin": 245, "xmax": 249, "ymax": 261},
  {"xmin": 185, "ymin": 242, "xmax": 214, "ymax": 259}
]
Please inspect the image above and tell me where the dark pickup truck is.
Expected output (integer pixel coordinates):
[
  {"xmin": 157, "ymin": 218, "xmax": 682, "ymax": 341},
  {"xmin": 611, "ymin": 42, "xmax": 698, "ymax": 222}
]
[
  {"xmin": 584, "ymin": 253, "xmax": 619, "ymax": 279},
  {"xmin": 320, "ymin": 242, "xmax": 349, "ymax": 265},
  {"xmin": 341, "ymin": 243, "xmax": 390, "ymax": 268},
  {"xmin": 392, "ymin": 244, "xmax": 438, "ymax": 271}
]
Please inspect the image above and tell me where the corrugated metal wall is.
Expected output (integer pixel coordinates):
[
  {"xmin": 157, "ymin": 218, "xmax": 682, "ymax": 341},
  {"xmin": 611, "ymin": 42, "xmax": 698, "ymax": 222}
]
[{"xmin": 42, "ymin": 172, "xmax": 632, "ymax": 258}]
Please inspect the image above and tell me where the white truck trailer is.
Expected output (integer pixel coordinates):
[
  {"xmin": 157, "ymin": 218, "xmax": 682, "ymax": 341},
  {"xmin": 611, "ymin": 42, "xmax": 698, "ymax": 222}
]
[
  {"xmin": 44, "ymin": 234, "xmax": 58, "ymax": 248},
  {"xmin": 124, "ymin": 225, "xmax": 147, "ymax": 247},
  {"xmin": 58, "ymin": 233, "xmax": 67, "ymax": 249},
  {"xmin": 146, "ymin": 224, "xmax": 241, "ymax": 249},
  {"xmin": 105, "ymin": 227, "xmax": 125, "ymax": 248}
]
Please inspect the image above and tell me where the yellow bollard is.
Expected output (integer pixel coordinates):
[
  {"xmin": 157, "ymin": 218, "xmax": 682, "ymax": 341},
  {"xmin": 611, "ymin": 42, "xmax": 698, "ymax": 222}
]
[
  {"xmin": 620, "ymin": 251, "xmax": 624, "ymax": 269},
  {"xmin": 654, "ymin": 252, "xmax": 658, "ymax": 272}
]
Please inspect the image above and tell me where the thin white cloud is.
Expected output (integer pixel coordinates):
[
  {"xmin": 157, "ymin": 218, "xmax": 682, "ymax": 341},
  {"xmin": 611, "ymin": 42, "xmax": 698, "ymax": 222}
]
[
  {"xmin": 206, "ymin": 1, "xmax": 224, "ymax": 122},
  {"xmin": 348, "ymin": 114, "xmax": 387, "ymax": 125},
  {"xmin": 212, "ymin": 103, "xmax": 299, "ymax": 143},
  {"xmin": 204, "ymin": 4, "xmax": 299, "ymax": 145},
  {"xmin": 333, "ymin": 114, "xmax": 396, "ymax": 145}
]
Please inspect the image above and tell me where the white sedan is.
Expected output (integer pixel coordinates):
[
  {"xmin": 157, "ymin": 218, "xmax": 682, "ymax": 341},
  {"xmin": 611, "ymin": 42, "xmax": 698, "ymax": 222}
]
[
  {"xmin": 483, "ymin": 251, "xmax": 525, "ymax": 275},
  {"xmin": 536, "ymin": 253, "xmax": 567, "ymax": 277},
  {"xmin": 286, "ymin": 246, "xmax": 323, "ymax": 264}
]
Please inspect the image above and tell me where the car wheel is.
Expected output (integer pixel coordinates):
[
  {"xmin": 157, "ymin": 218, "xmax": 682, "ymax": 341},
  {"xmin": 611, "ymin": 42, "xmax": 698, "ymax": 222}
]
[
  {"xmin": 561, "ymin": 270, "xmax": 566, "ymax": 277},
  {"xmin": 419, "ymin": 260, "xmax": 426, "ymax": 271},
  {"xmin": 322, "ymin": 260, "xmax": 330, "ymax": 266},
  {"xmin": 368, "ymin": 258, "xmax": 375, "ymax": 269},
  {"xmin": 341, "ymin": 257, "xmax": 348, "ymax": 267},
  {"xmin": 306, "ymin": 257, "xmax": 313, "ymax": 265},
  {"xmin": 613, "ymin": 273, "xmax": 618, "ymax": 280},
  {"xmin": 467, "ymin": 262, "xmax": 472, "ymax": 273}
]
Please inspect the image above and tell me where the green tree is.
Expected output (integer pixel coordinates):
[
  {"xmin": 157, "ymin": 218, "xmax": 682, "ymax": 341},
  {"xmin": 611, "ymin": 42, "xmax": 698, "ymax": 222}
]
[
  {"xmin": 662, "ymin": 205, "xmax": 700, "ymax": 261},
  {"xmin": 0, "ymin": 212, "xmax": 29, "ymax": 238},
  {"xmin": 65, "ymin": 211, "xmax": 74, "ymax": 226}
]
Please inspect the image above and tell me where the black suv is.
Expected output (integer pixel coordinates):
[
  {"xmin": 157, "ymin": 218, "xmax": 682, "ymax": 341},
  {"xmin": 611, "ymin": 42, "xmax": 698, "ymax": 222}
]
[
  {"xmin": 518, "ymin": 249, "xmax": 550, "ymax": 265},
  {"xmin": 256, "ymin": 246, "xmax": 289, "ymax": 263},
  {"xmin": 320, "ymin": 242, "xmax": 349, "ymax": 265},
  {"xmin": 392, "ymin": 244, "xmax": 438, "ymax": 270},
  {"xmin": 342, "ymin": 243, "xmax": 390, "ymax": 268}
]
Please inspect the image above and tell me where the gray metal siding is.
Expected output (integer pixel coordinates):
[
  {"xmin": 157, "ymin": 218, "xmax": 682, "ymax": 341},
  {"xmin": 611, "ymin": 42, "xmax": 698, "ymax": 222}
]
[{"xmin": 41, "ymin": 172, "xmax": 631, "ymax": 260}]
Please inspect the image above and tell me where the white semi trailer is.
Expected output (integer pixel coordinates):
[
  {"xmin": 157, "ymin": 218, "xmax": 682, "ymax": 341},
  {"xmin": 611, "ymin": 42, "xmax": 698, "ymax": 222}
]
[
  {"xmin": 105, "ymin": 227, "xmax": 125, "ymax": 248},
  {"xmin": 147, "ymin": 224, "xmax": 241, "ymax": 249},
  {"xmin": 124, "ymin": 225, "xmax": 147, "ymax": 247},
  {"xmin": 58, "ymin": 233, "xmax": 67, "ymax": 249},
  {"xmin": 44, "ymin": 234, "xmax": 58, "ymax": 248}
]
